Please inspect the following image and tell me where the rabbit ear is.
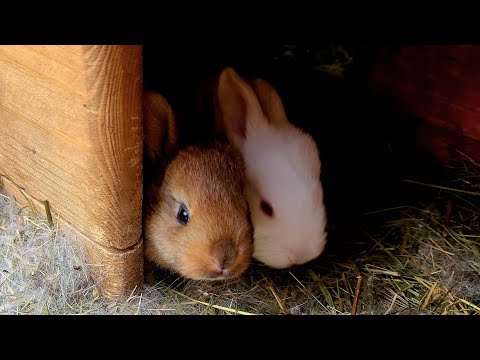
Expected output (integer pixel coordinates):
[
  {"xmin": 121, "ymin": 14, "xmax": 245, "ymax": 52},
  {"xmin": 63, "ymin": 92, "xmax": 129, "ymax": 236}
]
[
  {"xmin": 252, "ymin": 78, "xmax": 290, "ymax": 127},
  {"xmin": 215, "ymin": 67, "xmax": 266, "ymax": 149},
  {"xmin": 143, "ymin": 91, "xmax": 179, "ymax": 165}
]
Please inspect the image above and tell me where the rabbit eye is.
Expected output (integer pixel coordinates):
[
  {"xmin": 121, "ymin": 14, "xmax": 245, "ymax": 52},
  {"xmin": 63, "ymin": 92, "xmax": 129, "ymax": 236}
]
[
  {"xmin": 177, "ymin": 204, "xmax": 190, "ymax": 225},
  {"xmin": 260, "ymin": 200, "xmax": 274, "ymax": 217}
]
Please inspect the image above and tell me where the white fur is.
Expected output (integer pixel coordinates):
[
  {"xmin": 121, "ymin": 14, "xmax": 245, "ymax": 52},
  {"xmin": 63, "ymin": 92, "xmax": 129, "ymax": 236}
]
[
  {"xmin": 243, "ymin": 120, "xmax": 327, "ymax": 268},
  {"xmin": 216, "ymin": 67, "xmax": 328, "ymax": 269}
]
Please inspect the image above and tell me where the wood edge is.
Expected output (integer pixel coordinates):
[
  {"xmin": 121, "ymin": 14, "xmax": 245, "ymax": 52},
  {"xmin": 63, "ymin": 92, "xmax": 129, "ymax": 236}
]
[{"xmin": 0, "ymin": 175, "xmax": 144, "ymax": 297}]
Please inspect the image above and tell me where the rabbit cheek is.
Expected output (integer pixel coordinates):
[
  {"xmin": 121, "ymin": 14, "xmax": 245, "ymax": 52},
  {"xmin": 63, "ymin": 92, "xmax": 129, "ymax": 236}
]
[{"xmin": 229, "ymin": 240, "xmax": 254, "ymax": 278}]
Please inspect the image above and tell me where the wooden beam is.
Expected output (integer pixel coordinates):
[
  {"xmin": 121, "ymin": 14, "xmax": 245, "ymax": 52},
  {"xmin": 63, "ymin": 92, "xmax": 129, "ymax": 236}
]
[{"xmin": 0, "ymin": 45, "xmax": 144, "ymax": 296}]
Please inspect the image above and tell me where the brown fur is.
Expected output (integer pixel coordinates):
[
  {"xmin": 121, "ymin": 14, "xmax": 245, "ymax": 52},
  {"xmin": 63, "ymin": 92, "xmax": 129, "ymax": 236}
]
[
  {"xmin": 143, "ymin": 93, "xmax": 253, "ymax": 281},
  {"xmin": 143, "ymin": 91, "xmax": 179, "ymax": 166}
]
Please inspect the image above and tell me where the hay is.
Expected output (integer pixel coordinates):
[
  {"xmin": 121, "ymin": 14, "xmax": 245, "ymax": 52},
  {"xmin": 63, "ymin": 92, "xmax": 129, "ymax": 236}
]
[{"xmin": 1, "ymin": 154, "xmax": 479, "ymax": 315}]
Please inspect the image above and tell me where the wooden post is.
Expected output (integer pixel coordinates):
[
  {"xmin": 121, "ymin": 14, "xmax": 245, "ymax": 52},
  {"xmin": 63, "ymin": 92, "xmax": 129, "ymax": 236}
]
[{"xmin": 0, "ymin": 45, "xmax": 144, "ymax": 297}]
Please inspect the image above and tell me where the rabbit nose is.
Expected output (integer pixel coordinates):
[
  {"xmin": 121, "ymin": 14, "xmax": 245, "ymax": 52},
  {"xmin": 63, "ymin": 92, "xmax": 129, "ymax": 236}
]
[
  {"xmin": 211, "ymin": 238, "xmax": 238, "ymax": 265},
  {"xmin": 211, "ymin": 258, "xmax": 231, "ymax": 278},
  {"xmin": 210, "ymin": 239, "xmax": 239, "ymax": 278}
]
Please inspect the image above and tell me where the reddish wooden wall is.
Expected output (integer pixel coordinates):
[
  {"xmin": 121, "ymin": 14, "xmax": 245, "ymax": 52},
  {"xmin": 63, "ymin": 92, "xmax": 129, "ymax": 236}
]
[{"xmin": 369, "ymin": 45, "xmax": 480, "ymax": 164}]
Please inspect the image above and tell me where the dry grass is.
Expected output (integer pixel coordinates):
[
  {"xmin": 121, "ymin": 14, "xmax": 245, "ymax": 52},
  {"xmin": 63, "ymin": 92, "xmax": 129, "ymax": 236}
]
[{"xmin": 1, "ymin": 153, "xmax": 479, "ymax": 315}]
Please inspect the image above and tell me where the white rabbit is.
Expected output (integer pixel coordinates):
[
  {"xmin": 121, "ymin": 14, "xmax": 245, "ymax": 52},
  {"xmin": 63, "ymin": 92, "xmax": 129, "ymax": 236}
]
[{"xmin": 214, "ymin": 67, "xmax": 328, "ymax": 269}]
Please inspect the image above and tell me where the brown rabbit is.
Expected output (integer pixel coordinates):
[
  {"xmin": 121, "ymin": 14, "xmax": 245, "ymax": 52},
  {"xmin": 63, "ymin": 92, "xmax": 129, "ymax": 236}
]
[{"xmin": 142, "ymin": 91, "xmax": 253, "ymax": 281}]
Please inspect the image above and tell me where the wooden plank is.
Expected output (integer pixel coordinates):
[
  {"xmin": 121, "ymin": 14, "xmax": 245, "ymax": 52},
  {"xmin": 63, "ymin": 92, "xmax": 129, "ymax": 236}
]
[
  {"xmin": 369, "ymin": 45, "xmax": 480, "ymax": 163},
  {"xmin": 0, "ymin": 175, "xmax": 144, "ymax": 297},
  {"xmin": 0, "ymin": 45, "xmax": 86, "ymax": 93},
  {"xmin": 0, "ymin": 45, "xmax": 144, "ymax": 296}
]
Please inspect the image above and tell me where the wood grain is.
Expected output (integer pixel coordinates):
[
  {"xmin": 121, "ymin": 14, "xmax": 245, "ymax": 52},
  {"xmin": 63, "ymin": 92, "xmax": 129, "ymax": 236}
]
[
  {"xmin": 0, "ymin": 175, "xmax": 144, "ymax": 297},
  {"xmin": 0, "ymin": 45, "xmax": 144, "ymax": 296}
]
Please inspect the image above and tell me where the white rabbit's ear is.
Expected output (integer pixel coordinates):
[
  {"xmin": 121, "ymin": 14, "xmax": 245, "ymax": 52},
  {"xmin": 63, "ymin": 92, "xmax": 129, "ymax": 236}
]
[
  {"xmin": 252, "ymin": 78, "xmax": 290, "ymax": 127},
  {"xmin": 143, "ymin": 91, "xmax": 179, "ymax": 164},
  {"xmin": 215, "ymin": 67, "xmax": 266, "ymax": 149}
]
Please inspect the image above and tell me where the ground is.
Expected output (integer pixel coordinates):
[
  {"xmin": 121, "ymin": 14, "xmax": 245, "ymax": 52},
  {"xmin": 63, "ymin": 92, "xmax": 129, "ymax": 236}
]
[{"xmin": 1, "ymin": 151, "xmax": 478, "ymax": 315}]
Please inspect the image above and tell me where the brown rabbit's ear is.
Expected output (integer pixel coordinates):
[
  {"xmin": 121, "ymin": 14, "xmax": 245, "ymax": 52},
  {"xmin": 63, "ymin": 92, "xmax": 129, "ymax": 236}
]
[
  {"xmin": 143, "ymin": 91, "xmax": 179, "ymax": 164},
  {"xmin": 252, "ymin": 78, "xmax": 290, "ymax": 127},
  {"xmin": 215, "ymin": 67, "xmax": 265, "ymax": 149}
]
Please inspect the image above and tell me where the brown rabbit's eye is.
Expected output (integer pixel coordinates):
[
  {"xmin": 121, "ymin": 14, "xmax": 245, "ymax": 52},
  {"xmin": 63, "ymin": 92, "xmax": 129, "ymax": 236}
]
[
  {"xmin": 177, "ymin": 204, "xmax": 190, "ymax": 225},
  {"xmin": 260, "ymin": 200, "xmax": 273, "ymax": 217}
]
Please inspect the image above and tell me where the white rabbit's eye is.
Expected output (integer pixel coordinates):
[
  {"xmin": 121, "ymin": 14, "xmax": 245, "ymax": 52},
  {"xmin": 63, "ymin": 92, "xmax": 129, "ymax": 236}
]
[
  {"xmin": 177, "ymin": 204, "xmax": 190, "ymax": 225},
  {"xmin": 260, "ymin": 200, "xmax": 274, "ymax": 217}
]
